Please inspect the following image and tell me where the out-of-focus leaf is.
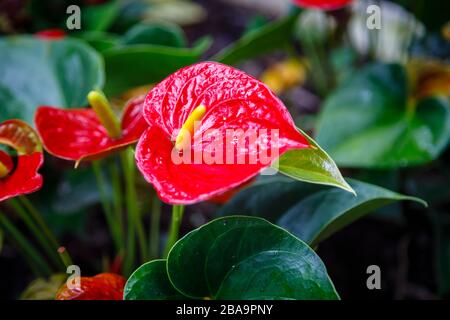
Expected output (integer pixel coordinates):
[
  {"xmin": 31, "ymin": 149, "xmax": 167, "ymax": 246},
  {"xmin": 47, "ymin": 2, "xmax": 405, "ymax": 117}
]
[
  {"xmin": 212, "ymin": 13, "xmax": 298, "ymax": 65},
  {"xmin": 83, "ymin": 0, "xmax": 120, "ymax": 32},
  {"xmin": 316, "ymin": 63, "xmax": 450, "ymax": 169},
  {"xmin": 75, "ymin": 31, "xmax": 120, "ymax": 53},
  {"xmin": 20, "ymin": 274, "xmax": 66, "ymax": 300},
  {"xmin": 142, "ymin": 0, "xmax": 207, "ymax": 26},
  {"xmin": 122, "ymin": 23, "xmax": 186, "ymax": 47},
  {"xmin": 0, "ymin": 37, "xmax": 104, "ymax": 124},
  {"xmin": 103, "ymin": 37, "xmax": 211, "ymax": 95}
]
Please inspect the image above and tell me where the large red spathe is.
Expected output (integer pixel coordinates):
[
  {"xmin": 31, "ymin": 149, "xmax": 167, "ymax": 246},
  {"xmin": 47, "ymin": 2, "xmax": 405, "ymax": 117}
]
[
  {"xmin": 136, "ymin": 62, "xmax": 309, "ymax": 204},
  {"xmin": 0, "ymin": 120, "xmax": 44, "ymax": 202},
  {"xmin": 35, "ymin": 96, "xmax": 146, "ymax": 163},
  {"xmin": 292, "ymin": 0, "xmax": 353, "ymax": 10}
]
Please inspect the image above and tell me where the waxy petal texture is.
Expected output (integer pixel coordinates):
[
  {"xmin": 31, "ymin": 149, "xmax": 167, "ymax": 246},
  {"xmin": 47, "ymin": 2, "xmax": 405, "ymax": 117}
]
[
  {"xmin": 35, "ymin": 96, "xmax": 146, "ymax": 162},
  {"xmin": 0, "ymin": 120, "xmax": 44, "ymax": 202},
  {"xmin": 56, "ymin": 273, "xmax": 126, "ymax": 300},
  {"xmin": 136, "ymin": 62, "xmax": 309, "ymax": 204},
  {"xmin": 293, "ymin": 0, "xmax": 353, "ymax": 10}
]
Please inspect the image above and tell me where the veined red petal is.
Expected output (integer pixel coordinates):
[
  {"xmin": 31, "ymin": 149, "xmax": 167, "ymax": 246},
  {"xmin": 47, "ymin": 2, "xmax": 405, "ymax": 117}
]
[
  {"xmin": 56, "ymin": 273, "xmax": 126, "ymax": 300},
  {"xmin": 292, "ymin": 0, "xmax": 353, "ymax": 10},
  {"xmin": 0, "ymin": 152, "xmax": 43, "ymax": 203},
  {"xmin": 136, "ymin": 62, "xmax": 309, "ymax": 204},
  {"xmin": 35, "ymin": 96, "xmax": 146, "ymax": 162}
]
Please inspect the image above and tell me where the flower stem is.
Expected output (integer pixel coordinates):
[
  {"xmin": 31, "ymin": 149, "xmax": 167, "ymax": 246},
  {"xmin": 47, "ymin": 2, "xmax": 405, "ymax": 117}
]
[
  {"xmin": 57, "ymin": 246, "xmax": 73, "ymax": 268},
  {"xmin": 92, "ymin": 161, "xmax": 122, "ymax": 252},
  {"xmin": 110, "ymin": 161, "xmax": 124, "ymax": 242},
  {"xmin": 149, "ymin": 194, "xmax": 161, "ymax": 259},
  {"xmin": 0, "ymin": 213, "xmax": 52, "ymax": 277},
  {"xmin": 121, "ymin": 147, "xmax": 148, "ymax": 275},
  {"xmin": 163, "ymin": 205, "xmax": 185, "ymax": 258},
  {"xmin": 9, "ymin": 198, "xmax": 64, "ymax": 270}
]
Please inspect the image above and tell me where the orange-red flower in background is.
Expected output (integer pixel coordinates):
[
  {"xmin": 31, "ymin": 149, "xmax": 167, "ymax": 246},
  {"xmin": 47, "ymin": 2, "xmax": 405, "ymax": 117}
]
[
  {"xmin": 292, "ymin": 0, "xmax": 353, "ymax": 10},
  {"xmin": 56, "ymin": 273, "xmax": 126, "ymax": 300},
  {"xmin": 0, "ymin": 120, "xmax": 44, "ymax": 202}
]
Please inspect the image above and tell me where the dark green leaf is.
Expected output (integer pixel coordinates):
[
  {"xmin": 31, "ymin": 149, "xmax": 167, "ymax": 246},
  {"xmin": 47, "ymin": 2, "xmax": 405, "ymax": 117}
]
[
  {"xmin": 75, "ymin": 32, "xmax": 120, "ymax": 53},
  {"xmin": 315, "ymin": 63, "xmax": 450, "ymax": 168},
  {"xmin": 124, "ymin": 260, "xmax": 186, "ymax": 300},
  {"xmin": 122, "ymin": 23, "xmax": 186, "ymax": 47},
  {"xmin": 212, "ymin": 13, "xmax": 298, "ymax": 65},
  {"xmin": 0, "ymin": 37, "xmax": 104, "ymax": 124},
  {"xmin": 219, "ymin": 179, "xmax": 425, "ymax": 246},
  {"xmin": 277, "ymin": 179, "xmax": 426, "ymax": 246},
  {"xmin": 103, "ymin": 38, "xmax": 211, "ymax": 95},
  {"xmin": 82, "ymin": 0, "xmax": 119, "ymax": 32},
  {"xmin": 167, "ymin": 216, "xmax": 339, "ymax": 300}
]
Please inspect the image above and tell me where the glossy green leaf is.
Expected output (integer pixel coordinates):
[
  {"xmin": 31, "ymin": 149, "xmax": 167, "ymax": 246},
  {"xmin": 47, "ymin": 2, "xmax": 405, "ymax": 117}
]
[
  {"xmin": 212, "ymin": 13, "xmax": 298, "ymax": 65},
  {"xmin": 219, "ymin": 179, "xmax": 425, "ymax": 246},
  {"xmin": 124, "ymin": 260, "xmax": 185, "ymax": 300},
  {"xmin": 103, "ymin": 38, "xmax": 211, "ymax": 95},
  {"xmin": 277, "ymin": 128, "xmax": 355, "ymax": 194},
  {"xmin": 122, "ymin": 23, "xmax": 186, "ymax": 47},
  {"xmin": 316, "ymin": 63, "xmax": 450, "ymax": 168},
  {"xmin": 0, "ymin": 37, "xmax": 104, "ymax": 124},
  {"xmin": 167, "ymin": 216, "xmax": 339, "ymax": 300}
]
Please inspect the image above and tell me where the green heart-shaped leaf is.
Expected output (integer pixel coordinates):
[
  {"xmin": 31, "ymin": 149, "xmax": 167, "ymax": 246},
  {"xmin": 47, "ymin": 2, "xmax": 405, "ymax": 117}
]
[
  {"xmin": 124, "ymin": 260, "xmax": 185, "ymax": 300},
  {"xmin": 212, "ymin": 13, "xmax": 298, "ymax": 65},
  {"xmin": 277, "ymin": 129, "xmax": 355, "ymax": 194},
  {"xmin": 218, "ymin": 179, "xmax": 426, "ymax": 246},
  {"xmin": 315, "ymin": 63, "xmax": 450, "ymax": 169},
  {"xmin": 122, "ymin": 23, "xmax": 187, "ymax": 47},
  {"xmin": 103, "ymin": 37, "xmax": 211, "ymax": 95},
  {"xmin": 167, "ymin": 216, "xmax": 339, "ymax": 300},
  {"xmin": 0, "ymin": 37, "xmax": 104, "ymax": 124}
]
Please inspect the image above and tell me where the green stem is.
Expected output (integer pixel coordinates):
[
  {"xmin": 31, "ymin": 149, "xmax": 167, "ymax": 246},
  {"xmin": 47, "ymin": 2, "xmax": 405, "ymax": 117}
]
[
  {"xmin": 163, "ymin": 205, "xmax": 185, "ymax": 258},
  {"xmin": 18, "ymin": 197, "xmax": 60, "ymax": 251},
  {"xmin": 92, "ymin": 161, "xmax": 122, "ymax": 252},
  {"xmin": 0, "ymin": 213, "xmax": 52, "ymax": 277},
  {"xmin": 121, "ymin": 148, "xmax": 148, "ymax": 275},
  {"xmin": 110, "ymin": 161, "xmax": 124, "ymax": 243},
  {"xmin": 9, "ymin": 199, "xmax": 63, "ymax": 270},
  {"xmin": 57, "ymin": 246, "xmax": 73, "ymax": 268},
  {"xmin": 150, "ymin": 195, "xmax": 161, "ymax": 259}
]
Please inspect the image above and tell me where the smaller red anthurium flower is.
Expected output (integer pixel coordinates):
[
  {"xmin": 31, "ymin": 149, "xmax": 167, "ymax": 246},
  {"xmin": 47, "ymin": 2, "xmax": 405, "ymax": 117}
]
[
  {"xmin": 136, "ymin": 62, "xmax": 310, "ymax": 204},
  {"xmin": 56, "ymin": 273, "xmax": 126, "ymax": 300},
  {"xmin": 292, "ymin": 0, "xmax": 353, "ymax": 10},
  {"xmin": 35, "ymin": 29, "xmax": 67, "ymax": 40},
  {"xmin": 35, "ymin": 92, "xmax": 146, "ymax": 165},
  {"xmin": 0, "ymin": 120, "xmax": 44, "ymax": 203}
]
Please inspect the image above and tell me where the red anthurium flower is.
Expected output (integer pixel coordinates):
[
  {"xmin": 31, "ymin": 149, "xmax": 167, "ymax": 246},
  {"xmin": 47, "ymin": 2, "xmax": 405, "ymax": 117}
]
[
  {"xmin": 0, "ymin": 120, "xmax": 44, "ymax": 203},
  {"xmin": 292, "ymin": 0, "xmax": 353, "ymax": 10},
  {"xmin": 35, "ymin": 94, "xmax": 146, "ymax": 163},
  {"xmin": 136, "ymin": 62, "xmax": 310, "ymax": 204},
  {"xmin": 56, "ymin": 273, "xmax": 126, "ymax": 300},
  {"xmin": 35, "ymin": 29, "xmax": 67, "ymax": 40}
]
